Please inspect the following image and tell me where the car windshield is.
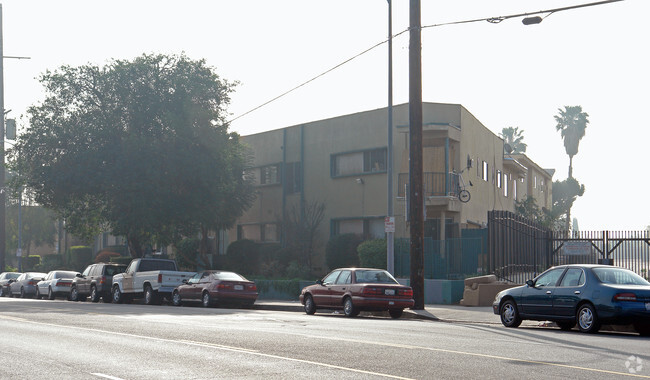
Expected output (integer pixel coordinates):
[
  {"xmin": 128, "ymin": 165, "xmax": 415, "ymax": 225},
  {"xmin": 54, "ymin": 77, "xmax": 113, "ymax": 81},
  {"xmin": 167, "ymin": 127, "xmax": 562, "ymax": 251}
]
[
  {"xmin": 355, "ymin": 270, "xmax": 398, "ymax": 284},
  {"xmin": 55, "ymin": 271, "xmax": 79, "ymax": 279},
  {"xmin": 27, "ymin": 273, "xmax": 46, "ymax": 279},
  {"xmin": 104, "ymin": 266, "xmax": 126, "ymax": 276},
  {"xmin": 6, "ymin": 273, "xmax": 20, "ymax": 279},
  {"xmin": 593, "ymin": 268, "xmax": 650, "ymax": 286},
  {"xmin": 213, "ymin": 272, "xmax": 246, "ymax": 281}
]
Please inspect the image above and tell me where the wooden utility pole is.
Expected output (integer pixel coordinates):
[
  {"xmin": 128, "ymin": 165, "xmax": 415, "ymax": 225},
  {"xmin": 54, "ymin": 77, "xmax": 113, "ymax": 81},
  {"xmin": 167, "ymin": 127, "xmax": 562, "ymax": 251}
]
[{"xmin": 408, "ymin": 0, "xmax": 424, "ymax": 310}]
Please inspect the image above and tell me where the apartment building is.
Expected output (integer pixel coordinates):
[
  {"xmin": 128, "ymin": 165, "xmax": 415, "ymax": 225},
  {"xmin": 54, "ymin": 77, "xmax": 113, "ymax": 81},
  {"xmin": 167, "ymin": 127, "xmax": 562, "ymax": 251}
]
[{"xmin": 228, "ymin": 102, "xmax": 553, "ymax": 271}]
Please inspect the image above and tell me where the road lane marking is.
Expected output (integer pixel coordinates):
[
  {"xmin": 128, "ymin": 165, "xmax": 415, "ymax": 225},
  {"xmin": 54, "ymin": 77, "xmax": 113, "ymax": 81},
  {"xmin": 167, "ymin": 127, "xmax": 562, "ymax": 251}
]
[
  {"xmin": 0, "ymin": 315, "xmax": 412, "ymax": 380},
  {"xmin": 91, "ymin": 373, "xmax": 125, "ymax": 380}
]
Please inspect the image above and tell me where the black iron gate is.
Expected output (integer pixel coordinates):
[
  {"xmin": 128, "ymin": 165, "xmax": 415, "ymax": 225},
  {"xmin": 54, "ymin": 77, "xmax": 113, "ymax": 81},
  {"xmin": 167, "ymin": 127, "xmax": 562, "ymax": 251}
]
[{"xmin": 489, "ymin": 210, "xmax": 650, "ymax": 283}]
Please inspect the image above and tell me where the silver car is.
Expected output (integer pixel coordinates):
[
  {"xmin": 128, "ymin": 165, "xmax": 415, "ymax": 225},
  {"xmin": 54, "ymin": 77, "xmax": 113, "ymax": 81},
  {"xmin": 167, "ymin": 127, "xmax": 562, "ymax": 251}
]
[
  {"xmin": 9, "ymin": 272, "xmax": 47, "ymax": 298},
  {"xmin": 36, "ymin": 270, "xmax": 80, "ymax": 300}
]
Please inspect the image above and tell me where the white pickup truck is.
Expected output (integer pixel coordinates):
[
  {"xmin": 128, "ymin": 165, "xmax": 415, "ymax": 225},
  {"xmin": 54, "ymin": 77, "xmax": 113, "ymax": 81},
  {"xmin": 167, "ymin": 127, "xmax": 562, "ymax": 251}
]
[{"xmin": 111, "ymin": 258, "xmax": 195, "ymax": 305}]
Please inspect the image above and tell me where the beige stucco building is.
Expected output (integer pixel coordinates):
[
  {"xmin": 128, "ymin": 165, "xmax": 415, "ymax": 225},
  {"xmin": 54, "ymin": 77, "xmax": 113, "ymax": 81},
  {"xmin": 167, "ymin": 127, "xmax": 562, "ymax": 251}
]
[{"xmin": 228, "ymin": 102, "xmax": 553, "ymax": 272}]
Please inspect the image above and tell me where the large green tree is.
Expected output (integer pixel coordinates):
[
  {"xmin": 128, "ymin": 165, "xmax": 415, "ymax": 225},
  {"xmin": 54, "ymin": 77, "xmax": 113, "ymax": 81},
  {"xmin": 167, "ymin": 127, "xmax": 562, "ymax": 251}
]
[
  {"xmin": 8, "ymin": 53, "xmax": 255, "ymax": 258},
  {"xmin": 500, "ymin": 126, "xmax": 527, "ymax": 154},
  {"xmin": 554, "ymin": 105, "xmax": 589, "ymax": 230}
]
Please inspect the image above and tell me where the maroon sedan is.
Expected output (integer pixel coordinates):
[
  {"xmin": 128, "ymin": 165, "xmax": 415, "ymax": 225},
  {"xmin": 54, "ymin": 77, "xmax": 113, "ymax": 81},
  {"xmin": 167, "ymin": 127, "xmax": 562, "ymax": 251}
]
[
  {"xmin": 299, "ymin": 268, "xmax": 414, "ymax": 319},
  {"xmin": 171, "ymin": 270, "xmax": 257, "ymax": 308}
]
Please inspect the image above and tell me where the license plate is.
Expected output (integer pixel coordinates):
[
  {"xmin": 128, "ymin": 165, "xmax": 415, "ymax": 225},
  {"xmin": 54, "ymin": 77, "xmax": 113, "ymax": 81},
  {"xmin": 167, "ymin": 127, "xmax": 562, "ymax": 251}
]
[
  {"xmin": 234, "ymin": 285, "xmax": 244, "ymax": 291},
  {"xmin": 385, "ymin": 289, "xmax": 395, "ymax": 296}
]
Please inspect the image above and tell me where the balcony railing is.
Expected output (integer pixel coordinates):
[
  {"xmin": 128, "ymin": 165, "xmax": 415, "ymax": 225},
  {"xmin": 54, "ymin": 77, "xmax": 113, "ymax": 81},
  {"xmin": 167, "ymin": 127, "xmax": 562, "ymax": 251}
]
[{"xmin": 397, "ymin": 172, "xmax": 460, "ymax": 198}]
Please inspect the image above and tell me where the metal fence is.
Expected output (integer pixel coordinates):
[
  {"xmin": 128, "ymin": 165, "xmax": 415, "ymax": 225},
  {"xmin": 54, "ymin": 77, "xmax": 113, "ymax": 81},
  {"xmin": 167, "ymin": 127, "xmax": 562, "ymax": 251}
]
[
  {"xmin": 394, "ymin": 229, "xmax": 487, "ymax": 279},
  {"xmin": 488, "ymin": 210, "xmax": 650, "ymax": 283}
]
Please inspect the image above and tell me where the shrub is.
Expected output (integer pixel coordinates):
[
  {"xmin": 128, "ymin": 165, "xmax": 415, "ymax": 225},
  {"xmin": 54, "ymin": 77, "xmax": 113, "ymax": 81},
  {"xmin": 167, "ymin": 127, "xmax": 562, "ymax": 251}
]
[
  {"xmin": 357, "ymin": 239, "xmax": 387, "ymax": 269},
  {"xmin": 38, "ymin": 254, "xmax": 64, "ymax": 272},
  {"xmin": 22, "ymin": 255, "xmax": 41, "ymax": 271},
  {"xmin": 325, "ymin": 233, "xmax": 362, "ymax": 270},
  {"xmin": 95, "ymin": 251, "xmax": 121, "ymax": 263},
  {"xmin": 175, "ymin": 237, "xmax": 199, "ymax": 271},
  {"xmin": 285, "ymin": 260, "xmax": 311, "ymax": 279},
  {"xmin": 226, "ymin": 239, "xmax": 260, "ymax": 275},
  {"xmin": 101, "ymin": 245, "xmax": 128, "ymax": 256},
  {"xmin": 68, "ymin": 246, "xmax": 93, "ymax": 271},
  {"xmin": 109, "ymin": 256, "xmax": 133, "ymax": 265}
]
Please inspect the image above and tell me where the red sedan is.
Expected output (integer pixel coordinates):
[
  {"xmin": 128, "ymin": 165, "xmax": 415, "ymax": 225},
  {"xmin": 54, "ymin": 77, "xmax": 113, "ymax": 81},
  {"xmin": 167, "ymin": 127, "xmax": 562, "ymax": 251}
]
[
  {"xmin": 171, "ymin": 270, "xmax": 258, "ymax": 308},
  {"xmin": 299, "ymin": 268, "xmax": 414, "ymax": 319}
]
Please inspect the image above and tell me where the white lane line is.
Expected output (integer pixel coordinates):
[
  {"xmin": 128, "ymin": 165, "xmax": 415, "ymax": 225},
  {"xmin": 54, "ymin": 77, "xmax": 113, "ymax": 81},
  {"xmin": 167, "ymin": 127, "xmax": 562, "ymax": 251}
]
[
  {"xmin": 0, "ymin": 315, "xmax": 412, "ymax": 380},
  {"xmin": 91, "ymin": 373, "xmax": 125, "ymax": 380}
]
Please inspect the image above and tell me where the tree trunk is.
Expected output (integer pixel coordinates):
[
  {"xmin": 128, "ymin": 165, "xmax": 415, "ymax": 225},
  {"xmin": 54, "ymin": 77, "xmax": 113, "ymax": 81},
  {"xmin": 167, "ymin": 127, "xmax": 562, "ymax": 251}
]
[{"xmin": 566, "ymin": 155, "xmax": 574, "ymax": 231}]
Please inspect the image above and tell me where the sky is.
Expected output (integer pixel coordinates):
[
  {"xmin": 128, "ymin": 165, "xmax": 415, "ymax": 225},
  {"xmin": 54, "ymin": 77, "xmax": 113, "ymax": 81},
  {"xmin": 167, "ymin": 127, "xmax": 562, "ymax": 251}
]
[{"xmin": 1, "ymin": 0, "xmax": 648, "ymax": 231}]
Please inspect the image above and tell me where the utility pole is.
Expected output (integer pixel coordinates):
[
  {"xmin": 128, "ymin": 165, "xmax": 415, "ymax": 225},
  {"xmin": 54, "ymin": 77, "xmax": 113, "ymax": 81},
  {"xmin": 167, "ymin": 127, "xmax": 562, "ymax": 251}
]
[
  {"xmin": 0, "ymin": 4, "xmax": 6, "ymax": 273},
  {"xmin": 386, "ymin": 0, "xmax": 395, "ymax": 275},
  {"xmin": 408, "ymin": 0, "xmax": 424, "ymax": 309}
]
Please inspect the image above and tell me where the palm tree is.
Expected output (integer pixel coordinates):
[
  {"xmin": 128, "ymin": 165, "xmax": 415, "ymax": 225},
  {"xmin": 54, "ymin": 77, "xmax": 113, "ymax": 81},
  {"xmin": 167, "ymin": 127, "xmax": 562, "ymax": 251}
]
[
  {"xmin": 554, "ymin": 106, "xmax": 589, "ymax": 178},
  {"xmin": 500, "ymin": 127, "xmax": 527, "ymax": 154},
  {"xmin": 554, "ymin": 105, "xmax": 589, "ymax": 230}
]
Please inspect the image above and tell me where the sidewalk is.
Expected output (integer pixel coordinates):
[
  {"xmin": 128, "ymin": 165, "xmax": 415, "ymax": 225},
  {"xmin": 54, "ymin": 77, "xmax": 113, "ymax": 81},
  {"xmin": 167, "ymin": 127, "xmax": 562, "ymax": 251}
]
[{"xmin": 254, "ymin": 300, "xmax": 508, "ymax": 325}]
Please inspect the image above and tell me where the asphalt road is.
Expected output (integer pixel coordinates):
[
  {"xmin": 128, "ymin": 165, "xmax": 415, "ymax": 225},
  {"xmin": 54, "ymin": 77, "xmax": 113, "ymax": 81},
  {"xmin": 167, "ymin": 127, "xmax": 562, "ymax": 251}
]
[{"xmin": 1, "ymin": 297, "xmax": 648, "ymax": 379}]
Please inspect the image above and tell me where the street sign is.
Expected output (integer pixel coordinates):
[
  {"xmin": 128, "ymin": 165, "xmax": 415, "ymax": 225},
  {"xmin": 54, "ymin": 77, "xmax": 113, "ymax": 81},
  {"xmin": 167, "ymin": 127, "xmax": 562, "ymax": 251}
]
[
  {"xmin": 384, "ymin": 216, "xmax": 395, "ymax": 233},
  {"xmin": 16, "ymin": 248, "xmax": 22, "ymax": 257},
  {"xmin": 562, "ymin": 241, "xmax": 591, "ymax": 256}
]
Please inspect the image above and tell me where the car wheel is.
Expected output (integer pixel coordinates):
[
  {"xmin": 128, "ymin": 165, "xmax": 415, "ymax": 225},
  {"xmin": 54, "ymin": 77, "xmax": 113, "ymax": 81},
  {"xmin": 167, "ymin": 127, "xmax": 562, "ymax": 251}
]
[
  {"xmin": 556, "ymin": 321, "xmax": 576, "ymax": 331},
  {"xmin": 388, "ymin": 309, "xmax": 404, "ymax": 319},
  {"xmin": 500, "ymin": 299, "xmax": 522, "ymax": 328},
  {"xmin": 202, "ymin": 292, "xmax": 212, "ymax": 308},
  {"xmin": 35, "ymin": 287, "xmax": 42, "ymax": 299},
  {"xmin": 634, "ymin": 323, "xmax": 650, "ymax": 337},
  {"xmin": 343, "ymin": 297, "xmax": 358, "ymax": 318},
  {"xmin": 112, "ymin": 286, "xmax": 124, "ymax": 304},
  {"xmin": 144, "ymin": 285, "xmax": 161, "ymax": 305},
  {"xmin": 576, "ymin": 304, "xmax": 600, "ymax": 333},
  {"xmin": 172, "ymin": 290, "xmax": 182, "ymax": 306},
  {"xmin": 0, "ymin": 287, "xmax": 4, "ymax": 297},
  {"xmin": 303, "ymin": 294, "xmax": 316, "ymax": 315},
  {"xmin": 20, "ymin": 287, "xmax": 27, "ymax": 298},
  {"xmin": 47, "ymin": 287, "xmax": 55, "ymax": 300},
  {"xmin": 90, "ymin": 286, "xmax": 100, "ymax": 303},
  {"xmin": 69, "ymin": 286, "xmax": 79, "ymax": 301}
]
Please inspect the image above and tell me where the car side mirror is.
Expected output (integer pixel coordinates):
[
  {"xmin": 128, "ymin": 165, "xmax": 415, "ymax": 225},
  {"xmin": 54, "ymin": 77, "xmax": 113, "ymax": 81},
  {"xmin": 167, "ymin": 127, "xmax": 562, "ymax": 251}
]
[
  {"xmin": 76, "ymin": 273, "xmax": 83, "ymax": 278},
  {"xmin": 316, "ymin": 279, "xmax": 323, "ymax": 286},
  {"xmin": 526, "ymin": 280, "xmax": 534, "ymax": 287},
  {"xmin": 182, "ymin": 279, "xmax": 188, "ymax": 284}
]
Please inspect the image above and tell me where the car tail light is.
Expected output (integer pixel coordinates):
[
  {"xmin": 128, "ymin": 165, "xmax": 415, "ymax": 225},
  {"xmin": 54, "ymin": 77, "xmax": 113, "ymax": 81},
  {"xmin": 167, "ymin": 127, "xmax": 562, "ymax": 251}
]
[
  {"xmin": 158, "ymin": 274, "xmax": 163, "ymax": 283},
  {"xmin": 362, "ymin": 287, "xmax": 383, "ymax": 295},
  {"xmin": 398, "ymin": 288, "xmax": 413, "ymax": 297},
  {"xmin": 613, "ymin": 293, "xmax": 637, "ymax": 301},
  {"xmin": 28, "ymin": 280, "xmax": 38, "ymax": 286},
  {"xmin": 58, "ymin": 281, "xmax": 72, "ymax": 287},
  {"xmin": 99, "ymin": 276, "xmax": 106, "ymax": 285},
  {"xmin": 247, "ymin": 284, "xmax": 257, "ymax": 291},
  {"xmin": 218, "ymin": 283, "xmax": 233, "ymax": 290}
]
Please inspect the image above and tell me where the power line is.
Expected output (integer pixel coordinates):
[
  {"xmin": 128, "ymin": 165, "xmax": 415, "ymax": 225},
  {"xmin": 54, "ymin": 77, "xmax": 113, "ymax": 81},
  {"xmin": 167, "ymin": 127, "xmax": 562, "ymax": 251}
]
[{"xmin": 228, "ymin": 0, "xmax": 624, "ymax": 126}]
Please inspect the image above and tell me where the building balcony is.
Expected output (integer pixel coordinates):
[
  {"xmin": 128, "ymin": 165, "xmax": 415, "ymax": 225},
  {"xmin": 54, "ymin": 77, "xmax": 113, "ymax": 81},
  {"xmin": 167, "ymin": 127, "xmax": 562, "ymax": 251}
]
[{"xmin": 397, "ymin": 172, "xmax": 462, "ymax": 200}]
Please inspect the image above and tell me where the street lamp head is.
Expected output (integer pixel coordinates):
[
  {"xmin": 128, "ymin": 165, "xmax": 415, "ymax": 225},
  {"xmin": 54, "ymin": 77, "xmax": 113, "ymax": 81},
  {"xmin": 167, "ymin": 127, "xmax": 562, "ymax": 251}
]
[{"xmin": 522, "ymin": 16, "xmax": 543, "ymax": 25}]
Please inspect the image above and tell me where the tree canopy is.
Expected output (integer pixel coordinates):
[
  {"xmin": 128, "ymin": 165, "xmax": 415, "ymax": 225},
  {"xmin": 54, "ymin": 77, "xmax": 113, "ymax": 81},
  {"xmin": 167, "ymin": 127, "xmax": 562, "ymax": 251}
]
[
  {"xmin": 500, "ymin": 126, "xmax": 527, "ymax": 154},
  {"xmin": 8, "ymin": 53, "xmax": 256, "ymax": 257}
]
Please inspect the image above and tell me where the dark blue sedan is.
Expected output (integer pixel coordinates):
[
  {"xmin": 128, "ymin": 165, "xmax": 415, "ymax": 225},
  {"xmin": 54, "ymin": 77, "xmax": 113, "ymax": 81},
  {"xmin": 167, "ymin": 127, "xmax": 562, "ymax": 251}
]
[{"xmin": 493, "ymin": 264, "xmax": 650, "ymax": 335}]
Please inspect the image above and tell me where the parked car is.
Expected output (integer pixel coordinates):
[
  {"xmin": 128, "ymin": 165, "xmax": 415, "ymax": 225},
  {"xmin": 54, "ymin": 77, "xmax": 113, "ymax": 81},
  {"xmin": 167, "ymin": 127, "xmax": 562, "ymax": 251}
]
[
  {"xmin": 36, "ymin": 270, "xmax": 80, "ymax": 300},
  {"xmin": 70, "ymin": 263, "xmax": 127, "ymax": 302},
  {"xmin": 172, "ymin": 270, "xmax": 258, "ymax": 308},
  {"xmin": 112, "ymin": 258, "xmax": 195, "ymax": 305},
  {"xmin": 493, "ymin": 264, "xmax": 650, "ymax": 335},
  {"xmin": 299, "ymin": 268, "xmax": 415, "ymax": 319},
  {"xmin": 8, "ymin": 272, "xmax": 47, "ymax": 298},
  {"xmin": 0, "ymin": 272, "xmax": 21, "ymax": 297}
]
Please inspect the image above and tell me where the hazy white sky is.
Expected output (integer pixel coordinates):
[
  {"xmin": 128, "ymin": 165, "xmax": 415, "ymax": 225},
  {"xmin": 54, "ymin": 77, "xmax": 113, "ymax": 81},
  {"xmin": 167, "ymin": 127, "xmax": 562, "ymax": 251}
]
[{"xmin": 2, "ymin": 0, "xmax": 648, "ymax": 230}]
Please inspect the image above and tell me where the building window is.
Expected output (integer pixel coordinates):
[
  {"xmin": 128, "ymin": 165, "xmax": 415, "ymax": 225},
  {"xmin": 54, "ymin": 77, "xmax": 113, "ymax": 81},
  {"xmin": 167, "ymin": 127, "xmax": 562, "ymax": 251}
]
[
  {"xmin": 260, "ymin": 164, "xmax": 281, "ymax": 185},
  {"xmin": 285, "ymin": 162, "xmax": 302, "ymax": 194},
  {"xmin": 496, "ymin": 170, "xmax": 502, "ymax": 189},
  {"xmin": 534, "ymin": 175, "xmax": 537, "ymax": 189},
  {"xmin": 237, "ymin": 223, "xmax": 280, "ymax": 243},
  {"xmin": 332, "ymin": 217, "xmax": 385, "ymax": 239},
  {"xmin": 481, "ymin": 161, "xmax": 489, "ymax": 182},
  {"xmin": 503, "ymin": 172, "xmax": 509, "ymax": 197},
  {"xmin": 331, "ymin": 148, "xmax": 387, "ymax": 177}
]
